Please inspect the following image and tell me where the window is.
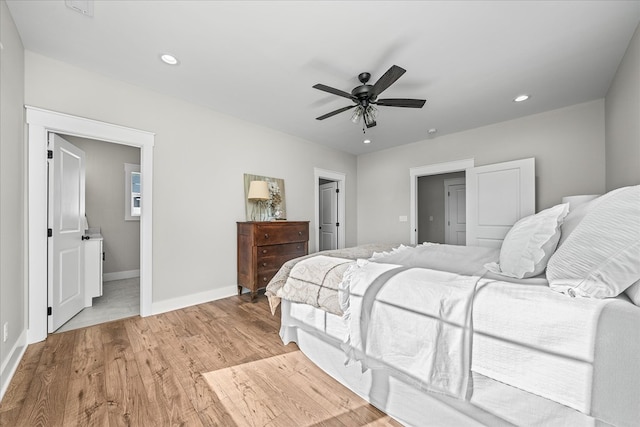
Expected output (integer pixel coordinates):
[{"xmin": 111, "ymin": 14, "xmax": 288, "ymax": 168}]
[{"xmin": 125, "ymin": 163, "xmax": 141, "ymax": 220}]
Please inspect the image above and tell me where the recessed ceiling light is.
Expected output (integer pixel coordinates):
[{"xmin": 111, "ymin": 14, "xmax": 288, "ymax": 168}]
[
  {"xmin": 513, "ymin": 94, "xmax": 530, "ymax": 102},
  {"xmin": 427, "ymin": 128, "xmax": 438, "ymax": 135},
  {"xmin": 160, "ymin": 54, "xmax": 179, "ymax": 65},
  {"xmin": 363, "ymin": 139, "xmax": 371, "ymax": 144}
]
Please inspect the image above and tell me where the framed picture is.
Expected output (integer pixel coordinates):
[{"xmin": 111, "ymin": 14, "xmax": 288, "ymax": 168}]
[{"xmin": 243, "ymin": 173, "xmax": 286, "ymax": 221}]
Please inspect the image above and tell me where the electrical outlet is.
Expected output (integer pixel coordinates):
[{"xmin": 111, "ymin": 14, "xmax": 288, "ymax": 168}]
[{"xmin": 3, "ymin": 322, "xmax": 8, "ymax": 342}]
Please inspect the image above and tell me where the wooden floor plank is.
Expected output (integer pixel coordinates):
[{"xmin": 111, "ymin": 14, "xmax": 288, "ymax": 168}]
[
  {"xmin": 15, "ymin": 331, "xmax": 77, "ymax": 427},
  {"xmin": 1, "ymin": 295, "xmax": 399, "ymax": 426},
  {"xmin": 62, "ymin": 326, "xmax": 108, "ymax": 426},
  {"xmin": 0, "ymin": 340, "xmax": 46, "ymax": 414}
]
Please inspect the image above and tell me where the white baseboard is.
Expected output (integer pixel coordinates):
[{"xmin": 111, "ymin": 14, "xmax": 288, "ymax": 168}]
[
  {"xmin": 103, "ymin": 269, "xmax": 140, "ymax": 282},
  {"xmin": 0, "ymin": 329, "xmax": 27, "ymax": 401},
  {"xmin": 151, "ymin": 285, "xmax": 238, "ymax": 316}
]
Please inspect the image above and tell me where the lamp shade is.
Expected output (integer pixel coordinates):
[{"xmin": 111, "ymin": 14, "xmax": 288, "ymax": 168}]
[{"xmin": 247, "ymin": 180, "xmax": 270, "ymax": 200}]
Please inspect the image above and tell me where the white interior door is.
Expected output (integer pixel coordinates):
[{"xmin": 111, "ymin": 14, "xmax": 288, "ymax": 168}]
[
  {"xmin": 319, "ymin": 181, "xmax": 338, "ymax": 251},
  {"xmin": 466, "ymin": 158, "xmax": 535, "ymax": 248},
  {"xmin": 445, "ymin": 179, "xmax": 466, "ymax": 245},
  {"xmin": 48, "ymin": 133, "xmax": 86, "ymax": 332}
]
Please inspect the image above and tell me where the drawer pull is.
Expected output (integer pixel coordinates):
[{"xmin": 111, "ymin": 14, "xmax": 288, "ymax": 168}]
[
  {"xmin": 262, "ymin": 262, "xmax": 267, "ymax": 267},
  {"xmin": 264, "ymin": 233, "xmax": 269, "ymax": 239},
  {"xmin": 263, "ymin": 277, "xmax": 268, "ymax": 282},
  {"xmin": 298, "ymin": 231, "xmax": 303, "ymax": 236},
  {"xmin": 296, "ymin": 245, "xmax": 301, "ymax": 250},
  {"xmin": 262, "ymin": 249, "xmax": 268, "ymax": 254}
]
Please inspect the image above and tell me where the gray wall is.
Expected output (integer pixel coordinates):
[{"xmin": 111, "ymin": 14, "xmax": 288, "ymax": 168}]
[
  {"xmin": 24, "ymin": 51, "xmax": 358, "ymax": 305},
  {"xmin": 0, "ymin": 0, "xmax": 25, "ymax": 393},
  {"xmin": 65, "ymin": 136, "xmax": 141, "ymax": 275},
  {"xmin": 606, "ymin": 23, "xmax": 640, "ymax": 190},
  {"xmin": 357, "ymin": 100, "xmax": 606, "ymax": 245},
  {"xmin": 417, "ymin": 172, "xmax": 465, "ymax": 244}
]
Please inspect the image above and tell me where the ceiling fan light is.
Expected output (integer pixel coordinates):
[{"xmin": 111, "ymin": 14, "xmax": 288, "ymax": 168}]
[
  {"xmin": 363, "ymin": 105, "xmax": 378, "ymax": 126},
  {"xmin": 351, "ymin": 106, "xmax": 363, "ymax": 123}
]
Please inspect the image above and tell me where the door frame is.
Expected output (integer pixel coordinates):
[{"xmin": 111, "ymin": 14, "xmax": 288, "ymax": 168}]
[
  {"xmin": 26, "ymin": 106, "xmax": 155, "ymax": 343},
  {"xmin": 409, "ymin": 159, "xmax": 474, "ymax": 245},
  {"xmin": 314, "ymin": 168, "xmax": 346, "ymax": 252},
  {"xmin": 443, "ymin": 178, "xmax": 466, "ymax": 245}
]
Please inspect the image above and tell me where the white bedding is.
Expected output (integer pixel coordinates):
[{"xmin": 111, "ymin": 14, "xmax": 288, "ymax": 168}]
[
  {"xmin": 472, "ymin": 279, "xmax": 619, "ymax": 414},
  {"xmin": 274, "ymin": 242, "xmax": 640, "ymax": 426},
  {"xmin": 341, "ymin": 260, "xmax": 480, "ymax": 399},
  {"xmin": 281, "ymin": 300, "xmax": 612, "ymax": 427},
  {"xmin": 338, "ymin": 245, "xmax": 640, "ymax": 426}
]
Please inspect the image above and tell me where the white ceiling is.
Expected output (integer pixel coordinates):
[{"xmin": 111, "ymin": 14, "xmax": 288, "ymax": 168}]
[{"xmin": 6, "ymin": 1, "xmax": 640, "ymax": 155}]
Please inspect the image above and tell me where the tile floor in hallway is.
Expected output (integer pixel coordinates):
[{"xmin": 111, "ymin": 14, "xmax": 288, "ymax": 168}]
[{"xmin": 55, "ymin": 277, "xmax": 140, "ymax": 333}]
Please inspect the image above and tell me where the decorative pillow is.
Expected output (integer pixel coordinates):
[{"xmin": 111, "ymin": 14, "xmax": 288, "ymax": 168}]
[
  {"xmin": 547, "ymin": 185, "xmax": 640, "ymax": 298},
  {"xmin": 558, "ymin": 198, "xmax": 596, "ymax": 246},
  {"xmin": 485, "ymin": 203, "xmax": 569, "ymax": 279}
]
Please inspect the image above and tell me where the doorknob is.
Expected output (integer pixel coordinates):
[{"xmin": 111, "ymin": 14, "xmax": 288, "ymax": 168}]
[{"xmin": 81, "ymin": 235, "xmax": 90, "ymax": 240}]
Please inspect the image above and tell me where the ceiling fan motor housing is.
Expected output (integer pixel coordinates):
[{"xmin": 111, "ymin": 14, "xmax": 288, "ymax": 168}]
[{"xmin": 351, "ymin": 85, "xmax": 375, "ymax": 104}]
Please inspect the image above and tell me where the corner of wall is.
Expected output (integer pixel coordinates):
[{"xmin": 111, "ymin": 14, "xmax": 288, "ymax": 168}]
[{"xmin": 605, "ymin": 23, "xmax": 640, "ymax": 190}]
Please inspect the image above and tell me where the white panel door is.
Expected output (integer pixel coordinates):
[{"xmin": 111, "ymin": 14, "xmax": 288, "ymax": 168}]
[
  {"xmin": 445, "ymin": 181, "xmax": 466, "ymax": 245},
  {"xmin": 319, "ymin": 182, "xmax": 338, "ymax": 251},
  {"xmin": 49, "ymin": 133, "xmax": 86, "ymax": 332},
  {"xmin": 466, "ymin": 158, "xmax": 535, "ymax": 248}
]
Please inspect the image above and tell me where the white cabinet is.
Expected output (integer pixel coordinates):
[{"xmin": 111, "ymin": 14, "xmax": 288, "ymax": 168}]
[{"xmin": 84, "ymin": 234, "xmax": 103, "ymax": 307}]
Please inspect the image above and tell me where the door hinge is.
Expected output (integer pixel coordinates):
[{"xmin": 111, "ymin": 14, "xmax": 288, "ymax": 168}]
[
  {"xmin": 47, "ymin": 307, "xmax": 52, "ymax": 316},
  {"xmin": 448, "ymin": 191, "xmax": 450, "ymax": 197},
  {"xmin": 47, "ymin": 228, "xmax": 52, "ymax": 237},
  {"xmin": 47, "ymin": 150, "xmax": 53, "ymax": 159},
  {"xmin": 336, "ymin": 222, "xmax": 340, "ymax": 227},
  {"xmin": 336, "ymin": 188, "xmax": 340, "ymax": 193}
]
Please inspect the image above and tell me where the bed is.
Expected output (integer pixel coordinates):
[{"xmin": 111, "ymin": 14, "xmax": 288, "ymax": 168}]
[{"xmin": 266, "ymin": 185, "xmax": 640, "ymax": 427}]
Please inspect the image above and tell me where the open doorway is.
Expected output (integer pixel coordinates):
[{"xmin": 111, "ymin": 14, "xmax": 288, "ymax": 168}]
[
  {"xmin": 319, "ymin": 178, "xmax": 339, "ymax": 251},
  {"xmin": 409, "ymin": 159, "xmax": 474, "ymax": 245},
  {"xmin": 53, "ymin": 135, "xmax": 141, "ymax": 333},
  {"xmin": 417, "ymin": 172, "xmax": 466, "ymax": 245},
  {"xmin": 26, "ymin": 107, "xmax": 154, "ymax": 344},
  {"xmin": 314, "ymin": 168, "xmax": 346, "ymax": 252}
]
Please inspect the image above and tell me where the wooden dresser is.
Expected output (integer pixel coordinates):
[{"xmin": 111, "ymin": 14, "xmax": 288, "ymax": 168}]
[{"xmin": 237, "ymin": 221, "xmax": 309, "ymax": 301}]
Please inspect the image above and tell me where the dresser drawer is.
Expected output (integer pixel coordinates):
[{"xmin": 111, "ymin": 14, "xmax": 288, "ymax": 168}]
[
  {"xmin": 256, "ymin": 242, "xmax": 306, "ymax": 258},
  {"xmin": 255, "ymin": 223, "xmax": 308, "ymax": 246}
]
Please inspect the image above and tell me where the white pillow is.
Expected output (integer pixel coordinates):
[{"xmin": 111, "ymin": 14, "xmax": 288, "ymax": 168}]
[
  {"xmin": 485, "ymin": 203, "xmax": 569, "ymax": 279},
  {"xmin": 558, "ymin": 198, "xmax": 595, "ymax": 247},
  {"xmin": 547, "ymin": 185, "xmax": 640, "ymax": 298}
]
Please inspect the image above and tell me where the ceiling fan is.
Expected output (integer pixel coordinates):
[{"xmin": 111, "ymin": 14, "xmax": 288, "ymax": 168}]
[{"xmin": 313, "ymin": 65, "xmax": 426, "ymax": 129}]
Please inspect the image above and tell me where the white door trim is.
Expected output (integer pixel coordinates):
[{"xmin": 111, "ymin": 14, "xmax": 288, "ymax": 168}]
[
  {"xmin": 314, "ymin": 168, "xmax": 346, "ymax": 252},
  {"xmin": 409, "ymin": 159, "xmax": 474, "ymax": 245},
  {"xmin": 26, "ymin": 106, "xmax": 155, "ymax": 343}
]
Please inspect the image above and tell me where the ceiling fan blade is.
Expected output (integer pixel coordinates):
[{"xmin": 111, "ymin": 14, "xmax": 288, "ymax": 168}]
[
  {"xmin": 375, "ymin": 98, "xmax": 426, "ymax": 108},
  {"xmin": 313, "ymin": 84, "xmax": 354, "ymax": 100},
  {"xmin": 316, "ymin": 105, "xmax": 356, "ymax": 120},
  {"xmin": 371, "ymin": 65, "xmax": 406, "ymax": 97}
]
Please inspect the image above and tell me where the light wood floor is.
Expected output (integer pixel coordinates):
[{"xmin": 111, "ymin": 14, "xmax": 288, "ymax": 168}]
[{"xmin": 0, "ymin": 294, "xmax": 401, "ymax": 426}]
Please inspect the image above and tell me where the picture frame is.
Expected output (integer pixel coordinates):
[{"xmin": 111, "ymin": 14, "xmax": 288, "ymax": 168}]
[{"xmin": 243, "ymin": 173, "xmax": 286, "ymax": 221}]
